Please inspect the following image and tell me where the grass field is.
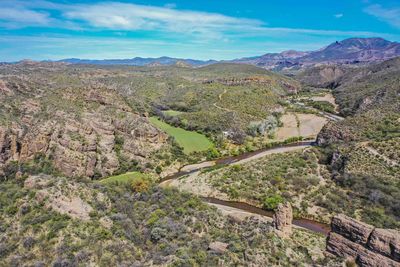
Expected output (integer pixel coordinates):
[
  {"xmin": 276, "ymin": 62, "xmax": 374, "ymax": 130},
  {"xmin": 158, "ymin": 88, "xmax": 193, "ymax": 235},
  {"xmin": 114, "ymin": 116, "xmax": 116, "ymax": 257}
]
[
  {"xmin": 149, "ymin": 117, "xmax": 213, "ymax": 154},
  {"xmin": 99, "ymin": 172, "xmax": 151, "ymax": 184}
]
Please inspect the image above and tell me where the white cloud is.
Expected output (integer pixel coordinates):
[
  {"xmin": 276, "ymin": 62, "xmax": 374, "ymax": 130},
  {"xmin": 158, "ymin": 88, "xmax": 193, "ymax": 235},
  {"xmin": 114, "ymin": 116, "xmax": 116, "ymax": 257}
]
[
  {"xmin": 0, "ymin": 7, "xmax": 50, "ymax": 28},
  {"xmin": 334, "ymin": 13, "xmax": 344, "ymax": 18},
  {"xmin": 63, "ymin": 2, "xmax": 262, "ymax": 38},
  {"xmin": 364, "ymin": 4, "xmax": 400, "ymax": 29},
  {"xmin": 0, "ymin": 1, "xmax": 398, "ymax": 41}
]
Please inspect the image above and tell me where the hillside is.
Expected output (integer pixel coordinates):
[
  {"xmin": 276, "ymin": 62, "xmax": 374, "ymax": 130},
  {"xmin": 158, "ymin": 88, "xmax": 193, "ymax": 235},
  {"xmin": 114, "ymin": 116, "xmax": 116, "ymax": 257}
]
[
  {"xmin": 0, "ymin": 56, "xmax": 399, "ymax": 266},
  {"xmin": 313, "ymin": 58, "xmax": 400, "ymax": 227},
  {"xmin": 0, "ymin": 173, "xmax": 341, "ymax": 266},
  {"xmin": 0, "ymin": 62, "xmax": 300, "ymax": 180}
]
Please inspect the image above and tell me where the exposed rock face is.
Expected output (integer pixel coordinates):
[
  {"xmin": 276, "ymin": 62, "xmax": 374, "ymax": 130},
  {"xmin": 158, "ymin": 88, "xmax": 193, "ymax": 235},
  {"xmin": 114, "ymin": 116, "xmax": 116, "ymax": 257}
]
[
  {"xmin": 272, "ymin": 202, "xmax": 293, "ymax": 237},
  {"xmin": 0, "ymin": 110, "xmax": 168, "ymax": 178},
  {"xmin": 0, "ymin": 79, "xmax": 12, "ymax": 95},
  {"xmin": 331, "ymin": 214, "xmax": 374, "ymax": 245},
  {"xmin": 327, "ymin": 214, "xmax": 400, "ymax": 266},
  {"xmin": 368, "ymin": 229, "xmax": 400, "ymax": 261},
  {"xmin": 316, "ymin": 122, "xmax": 355, "ymax": 146}
]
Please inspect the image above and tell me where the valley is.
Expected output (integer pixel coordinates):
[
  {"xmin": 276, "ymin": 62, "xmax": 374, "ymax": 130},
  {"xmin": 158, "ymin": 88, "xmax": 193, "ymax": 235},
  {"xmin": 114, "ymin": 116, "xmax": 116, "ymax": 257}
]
[{"xmin": 1, "ymin": 37, "xmax": 399, "ymax": 266}]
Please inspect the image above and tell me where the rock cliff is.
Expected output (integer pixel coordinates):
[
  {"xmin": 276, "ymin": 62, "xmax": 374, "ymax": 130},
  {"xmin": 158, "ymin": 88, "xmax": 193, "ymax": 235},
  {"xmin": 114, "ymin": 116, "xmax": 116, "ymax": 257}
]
[
  {"xmin": 0, "ymin": 71, "xmax": 168, "ymax": 179},
  {"xmin": 327, "ymin": 214, "xmax": 400, "ymax": 266}
]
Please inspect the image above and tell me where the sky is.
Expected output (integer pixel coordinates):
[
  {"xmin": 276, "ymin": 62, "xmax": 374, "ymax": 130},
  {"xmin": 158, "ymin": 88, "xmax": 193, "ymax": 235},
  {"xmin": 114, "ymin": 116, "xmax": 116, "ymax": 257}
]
[{"xmin": 1, "ymin": 0, "xmax": 400, "ymax": 61}]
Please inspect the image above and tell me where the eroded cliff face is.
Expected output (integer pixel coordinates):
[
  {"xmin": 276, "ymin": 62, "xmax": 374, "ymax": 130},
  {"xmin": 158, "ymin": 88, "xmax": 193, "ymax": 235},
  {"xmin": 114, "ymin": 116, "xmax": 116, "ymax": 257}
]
[
  {"xmin": 0, "ymin": 71, "xmax": 168, "ymax": 179},
  {"xmin": 327, "ymin": 214, "xmax": 400, "ymax": 267},
  {"xmin": 0, "ymin": 111, "xmax": 167, "ymax": 178}
]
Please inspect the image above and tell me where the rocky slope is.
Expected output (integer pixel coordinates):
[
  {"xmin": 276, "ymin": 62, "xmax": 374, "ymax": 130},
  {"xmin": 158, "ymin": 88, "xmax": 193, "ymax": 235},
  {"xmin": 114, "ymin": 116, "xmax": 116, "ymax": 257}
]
[
  {"xmin": 0, "ymin": 174, "xmax": 340, "ymax": 266},
  {"xmin": 0, "ymin": 62, "xmax": 169, "ymax": 179},
  {"xmin": 313, "ymin": 57, "xmax": 400, "ymax": 228}
]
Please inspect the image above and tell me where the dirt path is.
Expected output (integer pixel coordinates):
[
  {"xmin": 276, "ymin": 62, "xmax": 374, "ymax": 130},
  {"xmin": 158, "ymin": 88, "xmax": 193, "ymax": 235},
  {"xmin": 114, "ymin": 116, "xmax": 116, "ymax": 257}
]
[
  {"xmin": 161, "ymin": 145, "xmax": 310, "ymax": 198},
  {"xmin": 213, "ymin": 89, "xmax": 234, "ymax": 112},
  {"xmin": 365, "ymin": 145, "xmax": 399, "ymax": 166},
  {"xmin": 210, "ymin": 203, "xmax": 273, "ymax": 223},
  {"xmin": 233, "ymin": 144, "xmax": 311, "ymax": 164}
]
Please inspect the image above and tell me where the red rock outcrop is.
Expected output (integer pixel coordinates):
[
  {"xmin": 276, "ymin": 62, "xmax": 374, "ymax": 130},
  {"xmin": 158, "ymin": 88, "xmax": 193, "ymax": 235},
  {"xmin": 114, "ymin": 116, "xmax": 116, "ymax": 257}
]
[{"xmin": 327, "ymin": 214, "xmax": 400, "ymax": 267}]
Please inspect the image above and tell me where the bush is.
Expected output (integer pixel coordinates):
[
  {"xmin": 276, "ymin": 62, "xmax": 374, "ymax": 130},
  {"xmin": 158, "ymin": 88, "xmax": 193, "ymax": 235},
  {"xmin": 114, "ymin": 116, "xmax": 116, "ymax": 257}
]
[
  {"xmin": 263, "ymin": 194, "xmax": 284, "ymax": 210},
  {"xmin": 131, "ymin": 178, "xmax": 151, "ymax": 193}
]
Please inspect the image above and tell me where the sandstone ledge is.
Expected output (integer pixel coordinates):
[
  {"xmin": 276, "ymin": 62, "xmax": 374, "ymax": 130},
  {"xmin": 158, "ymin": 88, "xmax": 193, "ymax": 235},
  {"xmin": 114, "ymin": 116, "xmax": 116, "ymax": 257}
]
[{"xmin": 327, "ymin": 214, "xmax": 400, "ymax": 267}]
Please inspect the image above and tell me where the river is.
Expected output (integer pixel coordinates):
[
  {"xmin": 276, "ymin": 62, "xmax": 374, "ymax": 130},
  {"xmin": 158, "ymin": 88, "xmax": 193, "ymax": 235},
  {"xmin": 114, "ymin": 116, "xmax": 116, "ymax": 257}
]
[{"xmin": 159, "ymin": 140, "xmax": 331, "ymax": 236}]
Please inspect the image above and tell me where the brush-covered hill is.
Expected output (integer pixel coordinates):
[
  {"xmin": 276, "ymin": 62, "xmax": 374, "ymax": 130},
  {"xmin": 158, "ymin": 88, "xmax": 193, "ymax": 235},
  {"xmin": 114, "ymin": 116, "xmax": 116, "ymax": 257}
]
[
  {"xmin": 0, "ymin": 173, "xmax": 341, "ymax": 266},
  {"xmin": 311, "ymin": 58, "xmax": 400, "ymax": 227},
  {"xmin": 0, "ymin": 62, "xmax": 299, "ymax": 180}
]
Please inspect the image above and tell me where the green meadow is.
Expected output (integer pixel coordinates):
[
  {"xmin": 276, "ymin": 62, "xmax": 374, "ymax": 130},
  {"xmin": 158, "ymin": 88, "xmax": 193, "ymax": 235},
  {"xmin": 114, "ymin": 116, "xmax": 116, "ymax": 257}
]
[
  {"xmin": 99, "ymin": 171, "xmax": 151, "ymax": 184},
  {"xmin": 149, "ymin": 117, "xmax": 214, "ymax": 154}
]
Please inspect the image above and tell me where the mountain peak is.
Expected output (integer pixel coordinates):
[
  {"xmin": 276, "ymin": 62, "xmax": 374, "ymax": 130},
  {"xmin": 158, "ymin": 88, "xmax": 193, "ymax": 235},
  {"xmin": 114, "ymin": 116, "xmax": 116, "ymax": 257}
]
[
  {"xmin": 234, "ymin": 37, "xmax": 400, "ymax": 70},
  {"xmin": 329, "ymin": 37, "xmax": 393, "ymax": 50}
]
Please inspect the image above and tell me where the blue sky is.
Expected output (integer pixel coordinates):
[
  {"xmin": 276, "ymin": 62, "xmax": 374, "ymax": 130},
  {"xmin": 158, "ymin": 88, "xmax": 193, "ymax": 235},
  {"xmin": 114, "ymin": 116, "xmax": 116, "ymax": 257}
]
[{"xmin": 1, "ymin": 0, "xmax": 400, "ymax": 61}]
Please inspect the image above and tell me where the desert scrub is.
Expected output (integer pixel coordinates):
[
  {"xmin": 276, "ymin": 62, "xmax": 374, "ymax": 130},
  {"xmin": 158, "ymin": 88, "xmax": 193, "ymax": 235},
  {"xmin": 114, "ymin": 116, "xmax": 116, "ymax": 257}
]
[
  {"xmin": 327, "ymin": 144, "xmax": 400, "ymax": 228},
  {"xmin": 203, "ymin": 148, "xmax": 320, "ymax": 208},
  {"xmin": 370, "ymin": 137, "xmax": 400, "ymax": 162},
  {"xmin": 0, "ymin": 173, "xmax": 339, "ymax": 266}
]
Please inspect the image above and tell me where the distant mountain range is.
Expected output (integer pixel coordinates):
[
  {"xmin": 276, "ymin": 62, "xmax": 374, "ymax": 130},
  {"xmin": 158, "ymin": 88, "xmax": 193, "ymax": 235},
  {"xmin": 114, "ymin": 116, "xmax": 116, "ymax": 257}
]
[
  {"xmin": 58, "ymin": 56, "xmax": 217, "ymax": 67},
  {"xmin": 56, "ymin": 38, "xmax": 400, "ymax": 69},
  {"xmin": 234, "ymin": 37, "xmax": 400, "ymax": 70}
]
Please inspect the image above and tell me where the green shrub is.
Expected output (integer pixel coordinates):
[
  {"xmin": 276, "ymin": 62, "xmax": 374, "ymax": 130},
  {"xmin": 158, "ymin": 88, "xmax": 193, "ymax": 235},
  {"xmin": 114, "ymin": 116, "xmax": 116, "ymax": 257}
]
[{"xmin": 263, "ymin": 194, "xmax": 284, "ymax": 210}]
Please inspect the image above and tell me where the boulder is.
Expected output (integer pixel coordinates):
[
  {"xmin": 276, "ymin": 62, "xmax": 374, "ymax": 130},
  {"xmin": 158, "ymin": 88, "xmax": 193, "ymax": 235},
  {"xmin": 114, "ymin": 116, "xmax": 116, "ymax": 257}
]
[
  {"xmin": 24, "ymin": 175, "xmax": 52, "ymax": 189},
  {"xmin": 331, "ymin": 214, "xmax": 374, "ymax": 245},
  {"xmin": 208, "ymin": 241, "xmax": 229, "ymax": 254},
  {"xmin": 272, "ymin": 202, "xmax": 293, "ymax": 237}
]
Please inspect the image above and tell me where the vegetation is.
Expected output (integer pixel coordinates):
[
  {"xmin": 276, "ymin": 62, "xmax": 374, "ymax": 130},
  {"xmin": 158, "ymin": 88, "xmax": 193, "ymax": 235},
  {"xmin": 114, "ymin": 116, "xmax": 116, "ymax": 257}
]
[
  {"xmin": 0, "ymin": 175, "xmax": 338, "ymax": 266},
  {"xmin": 1, "ymin": 56, "xmax": 400, "ymax": 265},
  {"xmin": 202, "ymin": 149, "xmax": 321, "ymax": 210},
  {"xmin": 307, "ymin": 100, "xmax": 335, "ymax": 113},
  {"xmin": 319, "ymin": 143, "xmax": 400, "ymax": 228},
  {"xmin": 99, "ymin": 171, "xmax": 152, "ymax": 185},
  {"xmin": 149, "ymin": 117, "xmax": 214, "ymax": 154},
  {"xmin": 162, "ymin": 110, "xmax": 183, "ymax": 117}
]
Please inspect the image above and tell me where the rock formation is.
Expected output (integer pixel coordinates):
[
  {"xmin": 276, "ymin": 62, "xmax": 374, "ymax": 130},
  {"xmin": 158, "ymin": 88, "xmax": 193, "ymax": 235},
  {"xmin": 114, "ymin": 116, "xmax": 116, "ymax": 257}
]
[
  {"xmin": 0, "ymin": 81, "xmax": 169, "ymax": 179},
  {"xmin": 272, "ymin": 202, "xmax": 293, "ymax": 237},
  {"xmin": 327, "ymin": 214, "xmax": 400, "ymax": 267}
]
